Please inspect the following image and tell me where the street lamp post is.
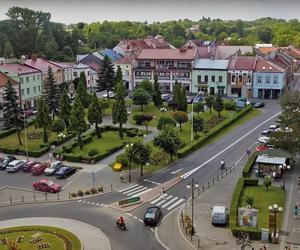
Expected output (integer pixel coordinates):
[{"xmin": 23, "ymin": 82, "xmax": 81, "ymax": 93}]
[
  {"xmin": 191, "ymin": 92, "xmax": 203, "ymax": 141},
  {"xmin": 186, "ymin": 178, "xmax": 199, "ymax": 240},
  {"xmin": 23, "ymin": 112, "xmax": 29, "ymax": 162},
  {"xmin": 126, "ymin": 143, "xmax": 134, "ymax": 182},
  {"xmin": 160, "ymin": 107, "xmax": 167, "ymax": 116},
  {"xmin": 58, "ymin": 132, "xmax": 66, "ymax": 145},
  {"xmin": 268, "ymin": 204, "xmax": 283, "ymax": 239},
  {"xmin": 279, "ymin": 163, "xmax": 291, "ymax": 190}
]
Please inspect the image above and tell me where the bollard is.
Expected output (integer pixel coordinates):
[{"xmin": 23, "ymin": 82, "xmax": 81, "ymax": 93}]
[
  {"xmin": 34, "ymin": 194, "xmax": 36, "ymax": 201},
  {"xmin": 217, "ymin": 175, "xmax": 219, "ymax": 181},
  {"xmin": 21, "ymin": 196, "xmax": 24, "ymax": 202},
  {"xmin": 45, "ymin": 193, "xmax": 48, "ymax": 201},
  {"xmin": 57, "ymin": 193, "xmax": 59, "ymax": 200},
  {"xmin": 111, "ymin": 184, "xmax": 113, "ymax": 191},
  {"xmin": 197, "ymin": 187, "xmax": 200, "ymax": 195},
  {"xmin": 9, "ymin": 197, "xmax": 12, "ymax": 204},
  {"xmin": 222, "ymin": 172, "xmax": 224, "ymax": 178},
  {"xmin": 212, "ymin": 178, "xmax": 214, "ymax": 185},
  {"xmin": 208, "ymin": 181, "xmax": 210, "ymax": 188},
  {"xmin": 202, "ymin": 186, "xmax": 205, "ymax": 191},
  {"xmin": 69, "ymin": 192, "xmax": 71, "ymax": 199},
  {"xmin": 226, "ymin": 169, "xmax": 228, "ymax": 175},
  {"xmin": 198, "ymin": 239, "xmax": 201, "ymax": 248}
]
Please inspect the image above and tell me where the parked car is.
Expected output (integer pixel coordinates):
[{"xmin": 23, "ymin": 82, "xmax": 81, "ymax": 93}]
[
  {"xmin": 143, "ymin": 206, "xmax": 162, "ymax": 226},
  {"xmin": 31, "ymin": 163, "xmax": 48, "ymax": 175},
  {"xmin": 161, "ymin": 94, "xmax": 173, "ymax": 102},
  {"xmin": 255, "ymin": 145, "xmax": 272, "ymax": 152},
  {"xmin": 253, "ymin": 102, "xmax": 265, "ymax": 108},
  {"xmin": 269, "ymin": 124, "xmax": 279, "ymax": 131},
  {"xmin": 44, "ymin": 161, "xmax": 63, "ymax": 176},
  {"xmin": 102, "ymin": 91, "xmax": 115, "ymax": 98},
  {"xmin": 186, "ymin": 96, "xmax": 194, "ymax": 104},
  {"xmin": 211, "ymin": 206, "xmax": 228, "ymax": 225},
  {"xmin": 192, "ymin": 95, "xmax": 204, "ymax": 103},
  {"xmin": 55, "ymin": 166, "xmax": 76, "ymax": 179},
  {"xmin": 235, "ymin": 98, "xmax": 246, "ymax": 108},
  {"xmin": 32, "ymin": 179, "xmax": 62, "ymax": 193},
  {"xmin": 0, "ymin": 155, "xmax": 17, "ymax": 170},
  {"xmin": 23, "ymin": 161, "xmax": 40, "ymax": 172},
  {"xmin": 6, "ymin": 160, "xmax": 25, "ymax": 173},
  {"xmin": 258, "ymin": 136, "xmax": 270, "ymax": 144},
  {"xmin": 261, "ymin": 129, "xmax": 271, "ymax": 137}
]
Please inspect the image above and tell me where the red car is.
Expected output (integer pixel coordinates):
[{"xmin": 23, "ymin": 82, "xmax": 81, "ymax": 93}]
[
  {"xmin": 32, "ymin": 179, "xmax": 62, "ymax": 193},
  {"xmin": 31, "ymin": 163, "xmax": 48, "ymax": 175},
  {"xmin": 23, "ymin": 161, "xmax": 40, "ymax": 172},
  {"xmin": 255, "ymin": 145, "xmax": 271, "ymax": 152}
]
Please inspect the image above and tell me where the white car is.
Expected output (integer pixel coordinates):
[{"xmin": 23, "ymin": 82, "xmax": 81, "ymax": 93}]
[
  {"xmin": 102, "ymin": 91, "xmax": 115, "ymax": 98},
  {"xmin": 269, "ymin": 124, "xmax": 279, "ymax": 131},
  {"xmin": 6, "ymin": 160, "xmax": 25, "ymax": 173},
  {"xmin": 44, "ymin": 161, "xmax": 63, "ymax": 176},
  {"xmin": 258, "ymin": 136, "xmax": 270, "ymax": 144}
]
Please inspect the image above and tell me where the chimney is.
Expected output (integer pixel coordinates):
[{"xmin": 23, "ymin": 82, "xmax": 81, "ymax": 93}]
[
  {"xmin": 180, "ymin": 48, "xmax": 187, "ymax": 53},
  {"xmin": 31, "ymin": 54, "xmax": 37, "ymax": 61}
]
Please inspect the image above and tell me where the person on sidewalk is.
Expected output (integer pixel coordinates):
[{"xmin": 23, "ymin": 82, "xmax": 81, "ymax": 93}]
[
  {"xmin": 161, "ymin": 187, "xmax": 166, "ymax": 200},
  {"xmin": 294, "ymin": 205, "xmax": 298, "ymax": 218}
]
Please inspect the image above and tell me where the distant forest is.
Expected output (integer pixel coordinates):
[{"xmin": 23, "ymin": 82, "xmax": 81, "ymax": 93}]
[{"xmin": 1, "ymin": 7, "xmax": 300, "ymax": 61}]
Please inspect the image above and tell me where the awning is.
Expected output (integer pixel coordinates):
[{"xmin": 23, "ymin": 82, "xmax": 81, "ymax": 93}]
[
  {"xmin": 256, "ymin": 155, "xmax": 286, "ymax": 165},
  {"xmin": 257, "ymin": 148, "xmax": 292, "ymax": 159}
]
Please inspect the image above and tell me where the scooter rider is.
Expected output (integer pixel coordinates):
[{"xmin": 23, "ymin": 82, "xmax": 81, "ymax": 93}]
[
  {"xmin": 117, "ymin": 216, "xmax": 125, "ymax": 226},
  {"xmin": 220, "ymin": 159, "xmax": 225, "ymax": 169}
]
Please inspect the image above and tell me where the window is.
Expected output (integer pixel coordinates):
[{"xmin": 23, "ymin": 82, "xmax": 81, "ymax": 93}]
[
  {"xmin": 27, "ymin": 88, "xmax": 30, "ymax": 95},
  {"xmin": 38, "ymin": 86, "xmax": 41, "ymax": 92},
  {"xmin": 37, "ymin": 74, "xmax": 40, "ymax": 80},
  {"xmin": 34, "ymin": 86, "xmax": 36, "ymax": 93},
  {"xmin": 74, "ymin": 72, "xmax": 78, "ymax": 77},
  {"xmin": 211, "ymin": 76, "xmax": 215, "ymax": 82},
  {"xmin": 274, "ymin": 76, "xmax": 278, "ymax": 84},
  {"xmin": 87, "ymin": 71, "xmax": 90, "ymax": 76},
  {"xmin": 26, "ymin": 76, "xmax": 29, "ymax": 82},
  {"xmin": 197, "ymin": 75, "xmax": 201, "ymax": 84},
  {"xmin": 218, "ymin": 76, "xmax": 222, "ymax": 82},
  {"xmin": 126, "ymin": 70, "xmax": 129, "ymax": 76},
  {"xmin": 257, "ymin": 76, "xmax": 262, "ymax": 83},
  {"xmin": 266, "ymin": 75, "xmax": 271, "ymax": 84},
  {"xmin": 204, "ymin": 75, "xmax": 208, "ymax": 83},
  {"xmin": 231, "ymin": 74, "xmax": 236, "ymax": 83},
  {"xmin": 21, "ymin": 89, "xmax": 24, "ymax": 95},
  {"xmin": 33, "ymin": 75, "xmax": 35, "ymax": 81},
  {"xmin": 20, "ymin": 78, "xmax": 23, "ymax": 84}
]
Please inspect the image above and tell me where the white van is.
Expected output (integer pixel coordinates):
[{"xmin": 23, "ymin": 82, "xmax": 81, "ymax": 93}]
[{"xmin": 211, "ymin": 206, "xmax": 228, "ymax": 225}]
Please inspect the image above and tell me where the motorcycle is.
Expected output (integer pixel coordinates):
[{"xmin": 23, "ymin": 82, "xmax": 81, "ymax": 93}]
[
  {"xmin": 116, "ymin": 221, "xmax": 127, "ymax": 231},
  {"xmin": 220, "ymin": 162, "xmax": 225, "ymax": 170}
]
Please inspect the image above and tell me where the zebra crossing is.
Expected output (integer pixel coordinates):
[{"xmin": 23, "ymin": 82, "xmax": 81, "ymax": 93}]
[
  {"xmin": 77, "ymin": 199, "xmax": 108, "ymax": 208},
  {"xmin": 118, "ymin": 184, "xmax": 185, "ymax": 211}
]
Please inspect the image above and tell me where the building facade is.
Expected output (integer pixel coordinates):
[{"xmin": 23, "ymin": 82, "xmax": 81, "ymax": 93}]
[
  {"xmin": 113, "ymin": 56, "xmax": 135, "ymax": 90},
  {"xmin": 134, "ymin": 48, "xmax": 198, "ymax": 92},
  {"xmin": 192, "ymin": 59, "xmax": 229, "ymax": 95}
]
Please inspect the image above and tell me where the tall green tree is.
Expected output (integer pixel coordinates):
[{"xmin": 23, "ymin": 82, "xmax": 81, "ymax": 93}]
[
  {"xmin": 133, "ymin": 87, "xmax": 151, "ymax": 111},
  {"xmin": 213, "ymin": 94, "xmax": 224, "ymax": 117},
  {"xmin": 59, "ymin": 89, "xmax": 71, "ymax": 130},
  {"xmin": 193, "ymin": 116, "xmax": 204, "ymax": 135},
  {"xmin": 43, "ymin": 66, "xmax": 60, "ymax": 120},
  {"xmin": 77, "ymin": 80, "xmax": 90, "ymax": 108},
  {"xmin": 205, "ymin": 95, "xmax": 215, "ymax": 114},
  {"xmin": 173, "ymin": 111, "xmax": 188, "ymax": 131},
  {"xmin": 115, "ymin": 65, "xmax": 123, "ymax": 85},
  {"xmin": 139, "ymin": 80, "xmax": 153, "ymax": 96},
  {"xmin": 112, "ymin": 81, "xmax": 128, "ymax": 139},
  {"xmin": 194, "ymin": 102, "xmax": 204, "ymax": 114},
  {"xmin": 96, "ymin": 55, "xmax": 115, "ymax": 100},
  {"xmin": 35, "ymin": 97, "xmax": 51, "ymax": 143},
  {"xmin": 69, "ymin": 95, "xmax": 86, "ymax": 149},
  {"xmin": 152, "ymin": 74, "xmax": 163, "ymax": 107},
  {"xmin": 130, "ymin": 141, "xmax": 151, "ymax": 176},
  {"xmin": 88, "ymin": 93, "xmax": 103, "ymax": 138},
  {"xmin": 79, "ymin": 72, "xmax": 87, "ymax": 89},
  {"xmin": 173, "ymin": 81, "xmax": 187, "ymax": 111},
  {"xmin": 51, "ymin": 119, "xmax": 65, "ymax": 140},
  {"xmin": 153, "ymin": 125, "xmax": 181, "ymax": 161},
  {"xmin": 2, "ymin": 80, "xmax": 23, "ymax": 145}
]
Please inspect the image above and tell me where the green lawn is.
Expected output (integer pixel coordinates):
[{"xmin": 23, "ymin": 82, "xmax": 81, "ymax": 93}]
[
  {"xmin": 70, "ymin": 131, "xmax": 123, "ymax": 157},
  {"xmin": 240, "ymin": 185, "xmax": 285, "ymax": 230},
  {"xmin": 0, "ymin": 225, "xmax": 81, "ymax": 250},
  {"xmin": 0, "ymin": 125, "xmax": 59, "ymax": 151}
]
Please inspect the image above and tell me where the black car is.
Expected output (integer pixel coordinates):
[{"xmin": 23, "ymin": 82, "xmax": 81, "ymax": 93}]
[
  {"xmin": 55, "ymin": 166, "xmax": 76, "ymax": 179},
  {"xmin": 253, "ymin": 102, "xmax": 265, "ymax": 108},
  {"xmin": 144, "ymin": 206, "xmax": 162, "ymax": 226},
  {"xmin": 0, "ymin": 155, "xmax": 17, "ymax": 170}
]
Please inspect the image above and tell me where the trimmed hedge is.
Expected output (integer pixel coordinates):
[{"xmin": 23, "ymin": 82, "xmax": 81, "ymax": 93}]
[
  {"xmin": 231, "ymin": 226, "xmax": 261, "ymax": 240},
  {"xmin": 243, "ymin": 178, "xmax": 259, "ymax": 186},
  {"xmin": 177, "ymin": 105, "xmax": 252, "ymax": 158},
  {"xmin": 0, "ymin": 128, "xmax": 17, "ymax": 139},
  {"xmin": 242, "ymin": 153, "xmax": 258, "ymax": 177}
]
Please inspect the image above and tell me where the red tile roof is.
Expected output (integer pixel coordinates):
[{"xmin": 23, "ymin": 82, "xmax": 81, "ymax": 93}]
[
  {"xmin": 24, "ymin": 58, "xmax": 61, "ymax": 72},
  {"xmin": 86, "ymin": 62, "xmax": 100, "ymax": 72},
  {"xmin": 137, "ymin": 48, "xmax": 197, "ymax": 60},
  {"xmin": 269, "ymin": 56, "xmax": 291, "ymax": 69},
  {"xmin": 228, "ymin": 56, "xmax": 256, "ymax": 70},
  {"xmin": 0, "ymin": 63, "xmax": 40, "ymax": 75},
  {"xmin": 255, "ymin": 57, "xmax": 285, "ymax": 73},
  {"xmin": 0, "ymin": 72, "xmax": 17, "ymax": 88},
  {"xmin": 114, "ymin": 56, "xmax": 136, "ymax": 64}
]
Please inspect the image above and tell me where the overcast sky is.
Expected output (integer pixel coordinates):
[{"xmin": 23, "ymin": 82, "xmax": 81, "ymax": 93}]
[{"xmin": 0, "ymin": 0, "xmax": 299, "ymax": 24}]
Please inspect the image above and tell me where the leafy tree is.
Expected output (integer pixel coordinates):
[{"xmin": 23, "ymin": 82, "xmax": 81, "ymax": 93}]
[
  {"xmin": 99, "ymin": 99, "xmax": 110, "ymax": 115},
  {"xmin": 152, "ymin": 74, "xmax": 163, "ymax": 107},
  {"xmin": 133, "ymin": 87, "xmax": 151, "ymax": 111},
  {"xmin": 139, "ymin": 80, "xmax": 153, "ymax": 96},
  {"xmin": 263, "ymin": 176, "xmax": 272, "ymax": 191},
  {"xmin": 205, "ymin": 95, "xmax": 215, "ymax": 114},
  {"xmin": 77, "ymin": 80, "xmax": 90, "ymax": 108},
  {"xmin": 115, "ymin": 65, "xmax": 123, "ymax": 85},
  {"xmin": 157, "ymin": 116, "xmax": 176, "ymax": 130},
  {"xmin": 96, "ymin": 55, "xmax": 115, "ymax": 100},
  {"xmin": 194, "ymin": 102, "xmax": 204, "ymax": 114},
  {"xmin": 193, "ymin": 116, "xmax": 204, "ymax": 134},
  {"xmin": 88, "ymin": 93, "xmax": 103, "ymax": 138},
  {"xmin": 213, "ymin": 94, "xmax": 224, "ymax": 117},
  {"xmin": 130, "ymin": 141, "xmax": 151, "ymax": 176},
  {"xmin": 256, "ymin": 26, "xmax": 273, "ymax": 43},
  {"xmin": 173, "ymin": 82, "xmax": 187, "ymax": 112},
  {"xmin": 245, "ymin": 195, "xmax": 254, "ymax": 208},
  {"xmin": 153, "ymin": 125, "xmax": 181, "ymax": 161},
  {"xmin": 59, "ymin": 89, "xmax": 71, "ymax": 130},
  {"xmin": 173, "ymin": 111, "xmax": 188, "ymax": 131},
  {"xmin": 3, "ymin": 41, "xmax": 13, "ymax": 58},
  {"xmin": 2, "ymin": 80, "xmax": 23, "ymax": 145},
  {"xmin": 112, "ymin": 81, "xmax": 128, "ymax": 138},
  {"xmin": 79, "ymin": 72, "xmax": 87, "ymax": 89},
  {"xmin": 69, "ymin": 95, "xmax": 86, "ymax": 149},
  {"xmin": 51, "ymin": 119, "xmax": 65, "ymax": 139},
  {"xmin": 43, "ymin": 66, "xmax": 60, "ymax": 120},
  {"xmin": 35, "ymin": 97, "xmax": 51, "ymax": 143}
]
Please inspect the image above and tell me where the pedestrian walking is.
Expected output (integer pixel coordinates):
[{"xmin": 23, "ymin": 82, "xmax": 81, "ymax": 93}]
[
  {"xmin": 120, "ymin": 171, "xmax": 124, "ymax": 183},
  {"xmin": 294, "ymin": 205, "xmax": 298, "ymax": 218},
  {"xmin": 161, "ymin": 187, "xmax": 166, "ymax": 200},
  {"xmin": 263, "ymin": 245, "xmax": 267, "ymax": 250}
]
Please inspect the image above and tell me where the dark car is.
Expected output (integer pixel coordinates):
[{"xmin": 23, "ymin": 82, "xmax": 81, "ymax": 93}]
[
  {"xmin": 0, "ymin": 155, "xmax": 17, "ymax": 170},
  {"xmin": 144, "ymin": 206, "xmax": 162, "ymax": 226},
  {"xmin": 55, "ymin": 166, "xmax": 76, "ymax": 179},
  {"xmin": 23, "ymin": 161, "xmax": 40, "ymax": 172},
  {"xmin": 31, "ymin": 163, "xmax": 48, "ymax": 175},
  {"xmin": 253, "ymin": 102, "xmax": 265, "ymax": 108}
]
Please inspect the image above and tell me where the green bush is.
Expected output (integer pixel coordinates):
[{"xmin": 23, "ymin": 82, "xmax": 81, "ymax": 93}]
[
  {"xmin": 224, "ymin": 100, "xmax": 237, "ymax": 111},
  {"xmin": 82, "ymin": 135, "xmax": 93, "ymax": 144},
  {"xmin": 64, "ymin": 154, "xmax": 81, "ymax": 162},
  {"xmin": 80, "ymin": 156, "xmax": 92, "ymax": 163},
  {"xmin": 157, "ymin": 116, "xmax": 177, "ymax": 130},
  {"xmin": 231, "ymin": 226, "xmax": 261, "ymax": 240},
  {"xmin": 229, "ymin": 178, "xmax": 244, "ymax": 229},
  {"xmin": 0, "ymin": 128, "xmax": 17, "ymax": 139},
  {"xmin": 242, "ymin": 153, "xmax": 258, "ymax": 177},
  {"xmin": 77, "ymin": 190, "xmax": 84, "ymax": 196},
  {"xmin": 244, "ymin": 178, "xmax": 259, "ymax": 186},
  {"xmin": 88, "ymin": 148, "xmax": 99, "ymax": 156},
  {"xmin": 27, "ymin": 146, "xmax": 50, "ymax": 157}
]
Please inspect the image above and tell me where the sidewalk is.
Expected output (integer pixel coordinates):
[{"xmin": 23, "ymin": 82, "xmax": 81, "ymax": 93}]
[{"xmin": 0, "ymin": 217, "xmax": 111, "ymax": 250}]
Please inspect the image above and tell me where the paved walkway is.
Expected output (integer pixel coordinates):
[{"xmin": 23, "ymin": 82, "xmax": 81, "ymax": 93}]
[{"xmin": 0, "ymin": 217, "xmax": 111, "ymax": 250}]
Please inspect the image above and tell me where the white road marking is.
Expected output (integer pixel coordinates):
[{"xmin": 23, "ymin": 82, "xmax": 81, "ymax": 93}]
[
  {"xmin": 167, "ymin": 198, "xmax": 185, "ymax": 211},
  {"xmin": 180, "ymin": 111, "xmax": 281, "ymax": 179},
  {"xmin": 91, "ymin": 202, "xmax": 95, "ymax": 205},
  {"xmin": 125, "ymin": 186, "xmax": 148, "ymax": 196},
  {"xmin": 123, "ymin": 185, "xmax": 145, "ymax": 194},
  {"xmin": 133, "ymin": 216, "xmax": 138, "ymax": 219},
  {"xmin": 81, "ymin": 201, "xmax": 86, "ymax": 204},
  {"xmin": 131, "ymin": 188, "xmax": 152, "ymax": 197},
  {"xmin": 156, "ymin": 195, "xmax": 173, "ymax": 206},
  {"xmin": 77, "ymin": 200, "xmax": 82, "ymax": 203},
  {"xmin": 86, "ymin": 201, "xmax": 91, "ymax": 204},
  {"xmin": 150, "ymin": 228, "xmax": 155, "ymax": 232},
  {"xmin": 151, "ymin": 196, "xmax": 163, "ymax": 204},
  {"xmin": 161, "ymin": 197, "xmax": 178, "ymax": 208},
  {"xmin": 96, "ymin": 203, "xmax": 100, "ymax": 206},
  {"xmin": 118, "ymin": 184, "xmax": 139, "ymax": 193},
  {"xmin": 171, "ymin": 168, "xmax": 183, "ymax": 174},
  {"xmin": 138, "ymin": 219, "xmax": 144, "ymax": 223}
]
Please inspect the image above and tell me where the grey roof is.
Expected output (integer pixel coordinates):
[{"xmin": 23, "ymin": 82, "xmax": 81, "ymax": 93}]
[
  {"xmin": 73, "ymin": 63, "xmax": 89, "ymax": 69},
  {"xmin": 256, "ymin": 155, "xmax": 286, "ymax": 165},
  {"xmin": 257, "ymin": 149, "xmax": 292, "ymax": 158},
  {"xmin": 214, "ymin": 46, "xmax": 253, "ymax": 60},
  {"xmin": 194, "ymin": 59, "xmax": 229, "ymax": 70}
]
